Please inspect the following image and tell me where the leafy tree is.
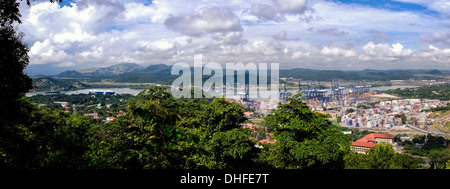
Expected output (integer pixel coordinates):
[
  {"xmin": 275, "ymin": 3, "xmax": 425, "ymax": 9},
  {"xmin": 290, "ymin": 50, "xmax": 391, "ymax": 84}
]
[
  {"xmin": 401, "ymin": 114, "xmax": 407, "ymax": 124},
  {"xmin": 0, "ymin": 0, "xmax": 93, "ymax": 169},
  {"xmin": 87, "ymin": 88, "xmax": 183, "ymax": 169},
  {"xmin": 412, "ymin": 135, "xmax": 426, "ymax": 144},
  {"xmin": 422, "ymin": 134, "xmax": 446, "ymax": 151},
  {"xmin": 205, "ymin": 128, "xmax": 258, "ymax": 169},
  {"xmin": 368, "ymin": 143, "xmax": 396, "ymax": 169},
  {"xmin": 0, "ymin": 3, "xmax": 32, "ymax": 121},
  {"xmin": 344, "ymin": 143, "xmax": 423, "ymax": 169},
  {"xmin": 261, "ymin": 93, "xmax": 351, "ymax": 169},
  {"xmin": 346, "ymin": 108, "xmax": 355, "ymax": 114},
  {"xmin": 0, "ymin": 98, "xmax": 91, "ymax": 168},
  {"xmin": 428, "ymin": 148, "xmax": 450, "ymax": 169},
  {"xmin": 344, "ymin": 152, "xmax": 370, "ymax": 169},
  {"xmin": 0, "ymin": 0, "xmax": 62, "ymax": 118},
  {"xmin": 202, "ymin": 98, "xmax": 247, "ymax": 133},
  {"xmin": 393, "ymin": 153, "xmax": 423, "ymax": 169},
  {"xmin": 87, "ymin": 87, "xmax": 259, "ymax": 169}
]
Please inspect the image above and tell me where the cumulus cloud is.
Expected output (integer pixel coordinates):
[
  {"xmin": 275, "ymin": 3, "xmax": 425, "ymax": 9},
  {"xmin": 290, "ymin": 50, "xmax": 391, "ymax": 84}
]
[
  {"xmin": 420, "ymin": 31, "xmax": 450, "ymax": 46},
  {"xmin": 360, "ymin": 42, "xmax": 413, "ymax": 60},
  {"xmin": 321, "ymin": 45, "xmax": 356, "ymax": 57},
  {"xmin": 419, "ymin": 45, "xmax": 450, "ymax": 63},
  {"xmin": 275, "ymin": 0, "xmax": 308, "ymax": 14},
  {"xmin": 21, "ymin": 2, "xmax": 101, "ymax": 65},
  {"xmin": 76, "ymin": 0, "xmax": 125, "ymax": 31},
  {"xmin": 29, "ymin": 39, "xmax": 70, "ymax": 64},
  {"xmin": 251, "ymin": 4, "xmax": 285, "ymax": 22},
  {"xmin": 17, "ymin": 0, "xmax": 450, "ymax": 73},
  {"xmin": 250, "ymin": 0, "xmax": 308, "ymax": 22},
  {"xmin": 210, "ymin": 32, "xmax": 247, "ymax": 46},
  {"xmin": 164, "ymin": 7, "xmax": 243, "ymax": 36}
]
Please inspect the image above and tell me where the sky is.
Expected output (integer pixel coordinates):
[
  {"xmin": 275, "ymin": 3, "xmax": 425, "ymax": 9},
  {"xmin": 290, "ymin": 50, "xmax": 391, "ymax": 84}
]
[{"xmin": 18, "ymin": 0, "xmax": 450, "ymax": 75}]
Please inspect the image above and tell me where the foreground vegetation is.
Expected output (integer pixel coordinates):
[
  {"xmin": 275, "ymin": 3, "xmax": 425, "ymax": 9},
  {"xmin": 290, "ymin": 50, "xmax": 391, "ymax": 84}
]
[{"xmin": 2, "ymin": 87, "xmax": 448, "ymax": 169}]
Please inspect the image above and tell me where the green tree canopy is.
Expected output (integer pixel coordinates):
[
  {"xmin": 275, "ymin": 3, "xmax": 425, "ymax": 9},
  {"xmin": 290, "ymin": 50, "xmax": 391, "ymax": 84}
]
[
  {"xmin": 344, "ymin": 143, "xmax": 423, "ymax": 169},
  {"xmin": 261, "ymin": 93, "xmax": 351, "ymax": 169},
  {"xmin": 87, "ymin": 87, "xmax": 258, "ymax": 169}
]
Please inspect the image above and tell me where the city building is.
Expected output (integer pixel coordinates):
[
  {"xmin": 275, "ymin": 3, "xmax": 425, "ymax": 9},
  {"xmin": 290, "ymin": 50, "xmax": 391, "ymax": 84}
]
[
  {"xmin": 244, "ymin": 111, "xmax": 255, "ymax": 118},
  {"xmin": 351, "ymin": 133, "xmax": 395, "ymax": 154}
]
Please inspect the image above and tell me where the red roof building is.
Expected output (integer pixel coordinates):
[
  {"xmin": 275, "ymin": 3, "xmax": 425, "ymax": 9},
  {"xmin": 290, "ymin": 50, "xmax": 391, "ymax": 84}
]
[
  {"xmin": 244, "ymin": 111, "xmax": 254, "ymax": 118},
  {"xmin": 351, "ymin": 133, "xmax": 394, "ymax": 154},
  {"xmin": 258, "ymin": 138, "xmax": 276, "ymax": 144}
]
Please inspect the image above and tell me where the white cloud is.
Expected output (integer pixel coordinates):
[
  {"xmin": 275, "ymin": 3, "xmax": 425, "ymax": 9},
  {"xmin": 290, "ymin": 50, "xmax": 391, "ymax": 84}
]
[
  {"xmin": 321, "ymin": 46, "xmax": 356, "ymax": 57},
  {"xmin": 420, "ymin": 30, "xmax": 450, "ymax": 46},
  {"xmin": 250, "ymin": 0, "xmax": 308, "ymax": 22},
  {"xmin": 80, "ymin": 46, "xmax": 104, "ymax": 59},
  {"xmin": 274, "ymin": 0, "xmax": 308, "ymax": 14},
  {"xmin": 164, "ymin": 7, "xmax": 242, "ymax": 36},
  {"xmin": 17, "ymin": 0, "xmax": 450, "ymax": 73},
  {"xmin": 419, "ymin": 45, "xmax": 450, "ymax": 63},
  {"xmin": 29, "ymin": 39, "xmax": 70, "ymax": 64},
  {"xmin": 210, "ymin": 32, "xmax": 246, "ymax": 46},
  {"xmin": 53, "ymin": 23, "xmax": 95, "ymax": 44},
  {"xmin": 360, "ymin": 42, "xmax": 413, "ymax": 61}
]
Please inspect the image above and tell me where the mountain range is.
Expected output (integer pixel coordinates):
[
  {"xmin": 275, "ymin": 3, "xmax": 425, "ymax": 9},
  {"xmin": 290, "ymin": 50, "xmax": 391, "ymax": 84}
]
[
  {"xmin": 57, "ymin": 63, "xmax": 144, "ymax": 78},
  {"xmin": 50, "ymin": 63, "xmax": 449, "ymax": 84}
]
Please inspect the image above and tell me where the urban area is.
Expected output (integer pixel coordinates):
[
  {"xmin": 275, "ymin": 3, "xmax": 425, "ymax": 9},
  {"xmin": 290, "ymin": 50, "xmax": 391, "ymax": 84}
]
[{"xmin": 29, "ymin": 77, "xmax": 450, "ymax": 165}]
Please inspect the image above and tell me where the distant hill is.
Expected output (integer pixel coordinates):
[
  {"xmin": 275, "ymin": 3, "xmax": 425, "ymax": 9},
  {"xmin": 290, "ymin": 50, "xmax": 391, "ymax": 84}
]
[
  {"xmin": 426, "ymin": 69, "xmax": 442, "ymax": 75},
  {"xmin": 280, "ymin": 69, "xmax": 448, "ymax": 81},
  {"xmin": 57, "ymin": 70, "xmax": 85, "ymax": 78},
  {"xmin": 55, "ymin": 63, "xmax": 175, "ymax": 84},
  {"xmin": 52, "ymin": 63, "xmax": 449, "ymax": 84},
  {"xmin": 79, "ymin": 63, "xmax": 143, "ymax": 75},
  {"xmin": 125, "ymin": 64, "xmax": 173, "ymax": 77},
  {"xmin": 58, "ymin": 63, "xmax": 143, "ymax": 78},
  {"xmin": 116, "ymin": 64, "xmax": 176, "ymax": 83}
]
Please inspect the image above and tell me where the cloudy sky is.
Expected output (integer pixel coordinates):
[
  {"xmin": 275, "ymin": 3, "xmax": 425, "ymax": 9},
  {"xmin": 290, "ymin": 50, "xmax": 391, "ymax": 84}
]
[{"xmin": 19, "ymin": 0, "xmax": 450, "ymax": 75}]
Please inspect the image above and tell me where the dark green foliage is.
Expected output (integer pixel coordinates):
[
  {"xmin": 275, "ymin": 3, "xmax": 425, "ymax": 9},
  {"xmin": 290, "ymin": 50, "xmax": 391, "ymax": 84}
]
[
  {"xmin": 261, "ymin": 93, "xmax": 351, "ymax": 169},
  {"xmin": 385, "ymin": 85, "xmax": 450, "ymax": 101},
  {"xmin": 0, "ymin": 22, "xmax": 32, "ymax": 120},
  {"xmin": 86, "ymin": 87, "xmax": 258, "ymax": 169},
  {"xmin": 428, "ymin": 148, "xmax": 450, "ymax": 169},
  {"xmin": 1, "ymin": 0, "xmax": 89, "ymax": 169},
  {"xmin": 344, "ymin": 143, "xmax": 423, "ymax": 169},
  {"xmin": 0, "ymin": 98, "xmax": 91, "ymax": 168}
]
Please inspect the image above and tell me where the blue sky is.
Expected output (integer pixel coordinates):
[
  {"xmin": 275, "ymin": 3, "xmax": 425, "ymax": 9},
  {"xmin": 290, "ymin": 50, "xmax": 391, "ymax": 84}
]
[
  {"xmin": 18, "ymin": 0, "xmax": 450, "ymax": 75},
  {"xmin": 337, "ymin": 0, "xmax": 427, "ymax": 11}
]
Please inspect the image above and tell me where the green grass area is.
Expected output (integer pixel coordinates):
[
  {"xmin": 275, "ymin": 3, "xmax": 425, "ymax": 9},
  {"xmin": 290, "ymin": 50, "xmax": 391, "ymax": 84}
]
[
  {"xmin": 437, "ymin": 110, "xmax": 450, "ymax": 117},
  {"xmin": 249, "ymin": 118, "xmax": 264, "ymax": 125},
  {"xmin": 331, "ymin": 121, "xmax": 343, "ymax": 128}
]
